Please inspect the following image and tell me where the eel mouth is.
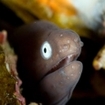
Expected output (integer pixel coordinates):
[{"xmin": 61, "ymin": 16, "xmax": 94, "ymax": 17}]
[{"xmin": 45, "ymin": 54, "xmax": 78, "ymax": 76}]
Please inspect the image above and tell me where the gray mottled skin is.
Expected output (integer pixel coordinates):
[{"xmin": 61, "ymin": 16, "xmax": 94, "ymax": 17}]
[{"xmin": 9, "ymin": 21, "xmax": 83, "ymax": 105}]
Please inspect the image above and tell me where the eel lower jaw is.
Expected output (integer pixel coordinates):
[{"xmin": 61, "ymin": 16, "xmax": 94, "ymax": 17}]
[{"xmin": 45, "ymin": 54, "xmax": 78, "ymax": 76}]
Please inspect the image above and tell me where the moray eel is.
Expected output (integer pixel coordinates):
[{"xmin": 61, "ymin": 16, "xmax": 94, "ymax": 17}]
[{"xmin": 9, "ymin": 21, "xmax": 83, "ymax": 105}]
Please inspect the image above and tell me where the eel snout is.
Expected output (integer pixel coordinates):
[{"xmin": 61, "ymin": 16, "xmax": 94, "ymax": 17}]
[
  {"xmin": 50, "ymin": 29, "xmax": 83, "ymax": 63},
  {"xmin": 38, "ymin": 29, "xmax": 83, "ymax": 105}
]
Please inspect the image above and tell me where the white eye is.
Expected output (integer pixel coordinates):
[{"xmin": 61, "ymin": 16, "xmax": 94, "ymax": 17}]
[{"xmin": 41, "ymin": 41, "xmax": 52, "ymax": 59}]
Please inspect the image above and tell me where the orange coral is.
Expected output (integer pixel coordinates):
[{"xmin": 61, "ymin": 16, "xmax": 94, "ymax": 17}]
[{"xmin": 38, "ymin": 0, "xmax": 77, "ymax": 15}]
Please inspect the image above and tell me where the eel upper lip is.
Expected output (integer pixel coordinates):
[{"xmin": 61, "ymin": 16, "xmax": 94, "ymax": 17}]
[
  {"xmin": 45, "ymin": 54, "xmax": 78, "ymax": 76},
  {"xmin": 39, "ymin": 53, "xmax": 78, "ymax": 83}
]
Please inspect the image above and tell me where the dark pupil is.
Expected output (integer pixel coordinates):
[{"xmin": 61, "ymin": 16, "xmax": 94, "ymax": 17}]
[{"xmin": 44, "ymin": 48, "xmax": 47, "ymax": 53}]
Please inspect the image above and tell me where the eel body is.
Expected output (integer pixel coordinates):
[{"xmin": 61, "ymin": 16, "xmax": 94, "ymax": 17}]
[{"xmin": 9, "ymin": 21, "xmax": 83, "ymax": 105}]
